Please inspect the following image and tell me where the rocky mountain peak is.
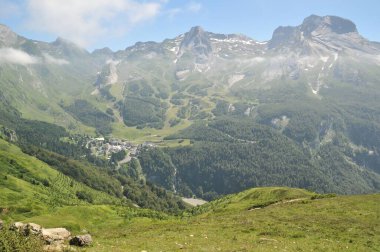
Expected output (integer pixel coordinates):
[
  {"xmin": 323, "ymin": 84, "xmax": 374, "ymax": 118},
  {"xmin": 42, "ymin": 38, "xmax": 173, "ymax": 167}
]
[
  {"xmin": 269, "ymin": 15, "xmax": 361, "ymax": 50},
  {"xmin": 92, "ymin": 47, "xmax": 113, "ymax": 56},
  {"xmin": 179, "ymin": 26, "xmax": 212, "ymax": 62},
  {"xmin": 0, "ymin": 23, "xmax": 11, "ymax": 32},
  {"xmin": 301, "ymin": 15, "xmax": 357, "ymax": 36},
  {"xmin": 268, "ymin": 26, "xmax": 298, "ymax": 48},
  {"xmin": 51, "ymin": 37, "xmax": 89, "ymax": 57},
  {"xmin": 52, "ymin": 37, "xmax": 78, "ymax": 47},
  {"xmin": 0, "ymin": 23, "xmax": 19, "ymax": 46},
  {"xmin": 189, "ymin": 26, "xmax": 205, "ymax": 35}
]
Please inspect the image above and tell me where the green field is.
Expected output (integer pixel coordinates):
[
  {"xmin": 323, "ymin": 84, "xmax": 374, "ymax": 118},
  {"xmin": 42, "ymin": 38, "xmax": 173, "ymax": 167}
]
[
  {"xmin": 2, "ymin": 177, "xmax": 380, "ymax": 251},
  {"xmin": 1, "ymin": 137, "xmax": 379, "ymax": 251}
]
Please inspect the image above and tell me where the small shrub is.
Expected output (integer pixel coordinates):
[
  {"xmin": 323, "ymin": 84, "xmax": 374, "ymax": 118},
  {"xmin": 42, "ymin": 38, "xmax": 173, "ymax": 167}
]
[
  {"xmin": 76, "ymin": 191, "xmax": 94, "ymax": 203},
  {"xmin": 41, "ymin": 179, "xmax": 50, "ymax": 187},
  {"xmin": 0, "ymin": 224, "xmax": 44, "ymax": 252},
  {"xmin": 311, "ymin": 193, "xmax": 336, "ymax": 200}
]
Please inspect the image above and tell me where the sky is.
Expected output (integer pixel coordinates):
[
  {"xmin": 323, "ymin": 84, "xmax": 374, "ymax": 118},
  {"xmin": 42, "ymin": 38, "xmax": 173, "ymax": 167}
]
[{"xmin": 0, "ymin": 0, "xmax": 379, "ymax": 52}]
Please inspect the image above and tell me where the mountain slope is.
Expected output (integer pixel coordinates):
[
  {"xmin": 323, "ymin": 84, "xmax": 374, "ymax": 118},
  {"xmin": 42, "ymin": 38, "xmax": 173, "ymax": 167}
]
[
  {"xmin": 139, "ymin": 118, "xmax": 380, "ymax": 199},
  {"xmin": 1, "ymin": 15, "xmax": 380, "ymax": 134},
  {"xmin": 0, "ymin": 15, "xmax": 380, "ymax": 199},
  {"xmin": 0, "ymin": 138, "xmax": 119, "ymax": 220},
  {"xmin": 8, "ymin": 187, "xmax": 378, "ymax": 251}
]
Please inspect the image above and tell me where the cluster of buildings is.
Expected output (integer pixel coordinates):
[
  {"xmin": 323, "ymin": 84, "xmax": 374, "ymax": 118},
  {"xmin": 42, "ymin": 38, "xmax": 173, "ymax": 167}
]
[
  {"xmin": 86, "ymin": 137, "xmax": 156, "ymax": 161},
  {"xmin": 86, "ymin": 137, "xmax": 136, "ymax": 160}
]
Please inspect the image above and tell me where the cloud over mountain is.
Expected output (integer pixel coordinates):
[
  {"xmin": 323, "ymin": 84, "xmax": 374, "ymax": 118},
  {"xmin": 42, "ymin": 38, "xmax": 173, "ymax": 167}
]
[
  {"xmin": 0, "ymin": 47, "xmax": 39, "ymax": 65},
  {"xmin": 25, "ymin": 0, "xmax": 163, "ymax": 47},
  {"xmin": 0, "ymin": 48, "xmax": 70, "ymax": 65}
]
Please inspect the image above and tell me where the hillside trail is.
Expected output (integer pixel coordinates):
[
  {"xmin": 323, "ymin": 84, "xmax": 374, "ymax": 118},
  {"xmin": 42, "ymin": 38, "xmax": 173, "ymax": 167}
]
[{"xmin": 249, "ymin": 198, "xmax": 308, "ymax": 211}]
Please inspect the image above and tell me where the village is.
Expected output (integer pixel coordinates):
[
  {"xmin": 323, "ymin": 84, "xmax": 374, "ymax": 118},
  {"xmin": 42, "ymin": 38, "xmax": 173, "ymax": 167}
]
[{"xmin": 85, "ymin": 137, "xmax": 156, "ymax": 164}]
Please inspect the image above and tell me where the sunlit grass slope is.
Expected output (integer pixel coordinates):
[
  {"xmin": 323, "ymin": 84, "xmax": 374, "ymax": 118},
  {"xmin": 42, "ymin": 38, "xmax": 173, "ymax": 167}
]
[{"xmin": 17, "ymin": 187, "xmax": 380, "ymax": 251}]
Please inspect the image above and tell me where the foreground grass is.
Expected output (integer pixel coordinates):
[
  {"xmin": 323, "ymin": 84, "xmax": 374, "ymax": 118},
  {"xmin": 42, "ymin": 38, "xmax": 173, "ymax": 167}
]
[
  {"xmin": 17, "ymin": 188, "xmax": 380, "ymax": 251},
  {"xmin": 0, "ymin": 140, "xmax": 378, "ymax": 251},
  {"xmin": 0, "ymin": 138, "xmax": 120, "ymax": 221}
]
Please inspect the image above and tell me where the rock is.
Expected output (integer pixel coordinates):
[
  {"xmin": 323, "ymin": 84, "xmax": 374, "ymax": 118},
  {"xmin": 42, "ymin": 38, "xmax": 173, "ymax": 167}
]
[
  {"xmin": 9, "ymin": 222, "xmax": 43, "ymax": 236},
  {"xmin": 0, "ymin": 219, "xmax": 3, "ymax": 230},
  {"xmin": 8, "ymin": 221, "xmax": 75, "ymax": 248},
  {"xmin": 43, "ymin": 244, "xmax": 71, "ymax": 252},
  {"xmin": 179, "ymin": 26, "xmax": 212, "ymax": 63},
  {"xmin": 69, "ymin": 234, "xmax": 92, "ymax": 247},
  {"xmin": 41, "ymin": 228, "xmax": 71, "ymax": 245},
  {"xmin": 23, "ymin": 223, "xmax": 42, "ymax": 236},
  {"xmin": 9, "ymin": 222, "xmax": 24, "ymax": 232}
]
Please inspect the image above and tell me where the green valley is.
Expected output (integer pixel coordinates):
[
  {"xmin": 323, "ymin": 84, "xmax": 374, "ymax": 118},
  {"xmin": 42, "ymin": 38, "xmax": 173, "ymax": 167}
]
[{"xmin": 0, "ymin": 11, "xmax": 380, "ymax": 252}]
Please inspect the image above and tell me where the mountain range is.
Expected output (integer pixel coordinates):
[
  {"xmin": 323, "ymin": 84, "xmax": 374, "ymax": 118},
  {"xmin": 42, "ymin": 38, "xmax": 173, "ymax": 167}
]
[
  {"xmin": 1, "ymin": 14, "xmax": 380, "ymax": 198},
  {"xmin": 1, "ymin": 14, "xmax": 380, "ymax": 251}
]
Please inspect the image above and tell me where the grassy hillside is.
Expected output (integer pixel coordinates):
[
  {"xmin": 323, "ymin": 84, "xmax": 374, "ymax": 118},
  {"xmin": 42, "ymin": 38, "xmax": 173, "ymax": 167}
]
[
  {"xmin": 0, "ymin": 138, "xmax": 121, "ymax": 221},
  {"xmin": 0, "ymin": 145, "xmax": 378, "ymax": 251},
  {"xmin": 0, "ymin": 135, "xmax": 187, "ymax": 216},
  {"xmin": 2, "ymin": 187, "xmax": 375, "ymax": 251}
]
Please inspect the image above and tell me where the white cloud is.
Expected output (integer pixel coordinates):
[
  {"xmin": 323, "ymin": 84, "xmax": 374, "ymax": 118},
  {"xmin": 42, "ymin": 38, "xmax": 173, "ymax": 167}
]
[
  {"xmin": 166, "ymin": 8, "xmax": 182, "ymax": 19},
  {"xmin": 187, "ymin": 2, "xmax": 202, "ymax": 13},
  {"xmin": 0, "ymin": 48, "xmax": 71, "ymax": 66},
  {"xmin": 251, "ymin": 57, "xmax": 266, "ymax": 63},
  {"xmin": 0, "ymin": 48, "xmax": 39, "ymax": 65},
  {"xmin": 25, "ymin": 0, "xmax": 163, "ymax": 47},
  {"xmin": 42, "ymin": 53, "xmax": 69, "ymax": 65},
  {"xmin": 127, "ymin": 1, "xmax": 162, "ymax": 24},
  {"xmin": 165, "ymin": 2, "xmax": 202, "ymax": 19},
  {"xmin": 105, "ymin": 59, "xmax": 120, "ymax": 65}
]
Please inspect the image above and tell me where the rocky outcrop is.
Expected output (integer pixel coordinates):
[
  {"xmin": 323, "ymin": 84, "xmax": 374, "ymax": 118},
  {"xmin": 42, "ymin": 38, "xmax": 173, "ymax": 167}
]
[
  {"xmin": 69, "ymin": 234, "xmax": 92, "ymax": 247},
  {"xmin": 268, "ymin": 14, "xmax": 371, "ymax": 53},
  {"xmin": 270, "ymin": 14, "xmax": 358, "ymax": 47},
  {"xmin": 179, "ymin": 26, "xmax": 212, "ymax": 63},
  {"xmin": 9, "ymin": 222, "xmax": 25, "ymax": 232},
  {"xmin": 10, "ymin": 222, "xmax": 70, "ymax": 243},
  {"xmin": 41, "ymin": 228, "xmax": 71, "ymax": 245},
  {"xmin": 268, "ymin": 26, "xmax": 298, "ymax": 48},
  {"xmin": 8, "ymin": 222, "xmax": 90, "ymax": 250},
  {"xmin": 0, "ymin": 24, "xmax": 19, "ymax": 46},
  {"xmin": 301, "ymin": 15, "xmax": 357, "ymax": 36},
  {"xmin": 0, "ymin": 126, "xmax": 18, "ymax": 142},
  {"xmin": 23, "ymin": 223, "xmax": 42, "ymax": 236}
]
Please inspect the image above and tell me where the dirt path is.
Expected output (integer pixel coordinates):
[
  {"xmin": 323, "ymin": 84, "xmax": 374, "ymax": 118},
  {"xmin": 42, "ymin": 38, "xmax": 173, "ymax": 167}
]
[
  {"xmin": 117, "ymin": 147, "xmax": 137, "ymax": 167},
  {"xmin": 249, "ymin": 198, "xmax": 308, "ymax": 211},
  {"xmin": 182, "ymin": 198, "xmax": 208, "ymax": 206}
]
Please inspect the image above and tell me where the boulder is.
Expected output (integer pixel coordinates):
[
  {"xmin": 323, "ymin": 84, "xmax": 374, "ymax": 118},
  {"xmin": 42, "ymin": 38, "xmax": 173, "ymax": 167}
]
[
  {"xmin": 9, "ymin": 222, "xmax": 43, "ymax": 236},
  {"xmin": 9, "ymin": 222, "xmax": 24, "ymax": 232},
  {"xmin": 43, "ymin": 244, "xmax": 69, "ymax": 252},
  {"xmin": 23, "ymin": 223, "xmax": 42, "ymax": 236},
  {"xmin": 69, "ymin": 234, "xmax": 92, "ymax": 247},
  {"xmin": 41, "ymin": 228, "xmax": 71, "ymax": 245}
]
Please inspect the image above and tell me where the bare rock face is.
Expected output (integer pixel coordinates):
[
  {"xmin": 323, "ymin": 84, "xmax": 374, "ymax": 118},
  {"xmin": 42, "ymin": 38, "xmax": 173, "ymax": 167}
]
[
  {"xmin": 269, "ymin": 26, "xmax": 299, "ymax": 48},
  {"xmin": 179, "ymin": 26, "xmax": 212, "ymax": 63},
  {"xmin": 0, "ymin": 24, "xmax": 19, "ymax": 46},
  {"xmin": 69, "ymin": 234, "xmax": 93, "ymax": 247},
  {"xmin": 301, "ymin": 15, "xmax": 357, "ymax": 36},
  {"xmin": 268, "ymin": 14, "xmax": 365, "ymax": 53}
]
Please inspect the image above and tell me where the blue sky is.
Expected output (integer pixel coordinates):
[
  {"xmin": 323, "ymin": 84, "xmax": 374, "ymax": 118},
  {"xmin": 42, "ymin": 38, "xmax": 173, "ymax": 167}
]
[{"xmin": 1, "ymin": 0, "xmax": 379, "ymax": 51}]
